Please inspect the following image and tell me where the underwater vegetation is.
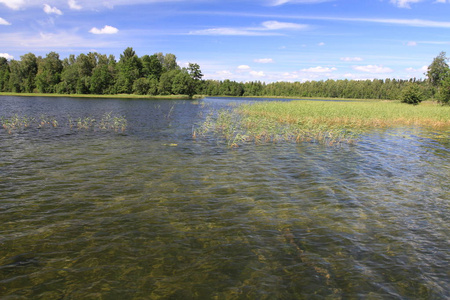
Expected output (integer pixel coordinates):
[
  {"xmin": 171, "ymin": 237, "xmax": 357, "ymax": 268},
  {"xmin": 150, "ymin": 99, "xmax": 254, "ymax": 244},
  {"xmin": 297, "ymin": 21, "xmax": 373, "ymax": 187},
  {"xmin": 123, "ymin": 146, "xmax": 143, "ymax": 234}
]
[{"xmin": 1, "ymin": 112, "xmax": 127, "ymax": 134}]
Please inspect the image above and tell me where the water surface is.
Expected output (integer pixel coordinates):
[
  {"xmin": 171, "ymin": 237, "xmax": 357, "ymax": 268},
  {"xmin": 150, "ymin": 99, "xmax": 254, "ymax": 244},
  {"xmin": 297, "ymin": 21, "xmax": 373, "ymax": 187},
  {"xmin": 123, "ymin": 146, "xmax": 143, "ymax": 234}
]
[{"xmin": 0, "ymin": 96, "xmax": 449, "ymax": 299}]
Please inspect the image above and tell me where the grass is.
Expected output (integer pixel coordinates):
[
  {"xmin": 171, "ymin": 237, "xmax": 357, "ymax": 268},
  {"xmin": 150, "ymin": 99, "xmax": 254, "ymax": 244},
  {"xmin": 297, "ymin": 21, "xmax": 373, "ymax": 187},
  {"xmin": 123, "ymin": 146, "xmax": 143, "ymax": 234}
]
[
  {"xmin": 195, "ymin": 100, "xmax": 449, "ymax": 147},
  {"xmin": 0, "ymin": 92, "xmax": 201, "ymax": 100}
]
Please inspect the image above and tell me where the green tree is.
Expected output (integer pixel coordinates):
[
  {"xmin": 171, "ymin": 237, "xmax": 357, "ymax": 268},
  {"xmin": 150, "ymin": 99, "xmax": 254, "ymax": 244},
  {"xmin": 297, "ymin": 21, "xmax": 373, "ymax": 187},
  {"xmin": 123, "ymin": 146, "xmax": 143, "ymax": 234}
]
[
  {"xmin": 436, "ymin": 75, "xmax": 450, "ymax": 105},
  {"xmin": 0, "ymin": 57, "xmax": 10, "ymax": 92},
  {"xmin": 8, "ymin": 60, "xmax": 22, "ymax": 93},
  {"xmin": 20, "ymin": 53, "xmax": 38, "ymax": 93},
  {"xmin": 401, "ymin": 83, "xmax": 424, "ymax": 105},
  {"xmin": 132, "ymin": 77, "xmax": 150, "ymax": 95},
  {"xmin": 427, "ymin": 52, "xmax": 449, "ymax": 87},
  {"xmin": 115, "ymin": 47, "xmax": 142, "ymax": 93},
  {"xmin": 158, "ymin": 69, "xmax": 180, "ymax": 95},
  {"xmin": 172, "ymin": 70, "xmax": 195, "ymax": 98},
  {"xmin": 35, "ymin": 52, "xmax": 63, "ymax": 93},
  {"xmin": 141, "ymin": 54, "xmax": 163, "ymax": 80}
]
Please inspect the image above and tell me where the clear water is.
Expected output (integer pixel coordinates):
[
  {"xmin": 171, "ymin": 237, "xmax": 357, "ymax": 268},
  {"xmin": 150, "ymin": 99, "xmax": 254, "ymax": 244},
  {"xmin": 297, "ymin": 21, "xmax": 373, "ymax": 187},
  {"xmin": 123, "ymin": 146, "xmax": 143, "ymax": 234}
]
[{"xmin": 0, "ymin": 96, "xmax": 449, "ymax": 299}]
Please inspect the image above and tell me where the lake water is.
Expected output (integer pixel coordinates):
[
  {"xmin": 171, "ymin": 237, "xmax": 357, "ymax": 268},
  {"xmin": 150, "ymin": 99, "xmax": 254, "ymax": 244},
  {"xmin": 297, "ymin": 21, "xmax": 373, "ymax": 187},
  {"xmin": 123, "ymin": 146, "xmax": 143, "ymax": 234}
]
[{"xmin": 0, "ymin": 96, "xmax": 449, "ymax": 299}]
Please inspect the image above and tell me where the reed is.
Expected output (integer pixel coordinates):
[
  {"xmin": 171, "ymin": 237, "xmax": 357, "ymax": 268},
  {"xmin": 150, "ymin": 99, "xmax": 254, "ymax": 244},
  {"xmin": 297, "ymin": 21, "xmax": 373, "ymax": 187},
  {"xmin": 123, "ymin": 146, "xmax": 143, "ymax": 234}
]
[{"xmin": 195, "ymin": 100, "xmax": 449, "ymax": 147}]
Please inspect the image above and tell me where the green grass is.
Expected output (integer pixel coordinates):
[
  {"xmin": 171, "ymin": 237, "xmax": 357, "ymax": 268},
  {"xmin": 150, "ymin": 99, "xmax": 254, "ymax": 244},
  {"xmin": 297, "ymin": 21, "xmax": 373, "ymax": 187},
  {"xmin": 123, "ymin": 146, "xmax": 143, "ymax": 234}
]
[
  {"xmin": 240, "ymin": 100, "xmax": 450, "ymax": 128},
  {"xmin": 195, "ymin": 100, "xmax": 449, "ymax": 147},
  {"xmin": 0, "ymin": 92, "xmax": 201, "ymax": 100}
]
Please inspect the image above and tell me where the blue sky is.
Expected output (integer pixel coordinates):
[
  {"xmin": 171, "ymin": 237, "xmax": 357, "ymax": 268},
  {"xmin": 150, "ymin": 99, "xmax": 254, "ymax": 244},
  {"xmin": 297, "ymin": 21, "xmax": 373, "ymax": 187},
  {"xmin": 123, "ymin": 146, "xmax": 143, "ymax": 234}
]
[{"xmin": 1, "ymin": 0, "xmax": 449, "ymax": 82}]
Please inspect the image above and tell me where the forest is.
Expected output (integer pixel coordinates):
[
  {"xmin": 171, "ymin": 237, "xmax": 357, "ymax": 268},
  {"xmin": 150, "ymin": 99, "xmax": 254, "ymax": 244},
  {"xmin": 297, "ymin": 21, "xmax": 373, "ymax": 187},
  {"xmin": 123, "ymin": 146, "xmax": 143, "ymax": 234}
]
[{"xmin": 0, "ymin": 48, "xmax": 449, "ymax": 104}]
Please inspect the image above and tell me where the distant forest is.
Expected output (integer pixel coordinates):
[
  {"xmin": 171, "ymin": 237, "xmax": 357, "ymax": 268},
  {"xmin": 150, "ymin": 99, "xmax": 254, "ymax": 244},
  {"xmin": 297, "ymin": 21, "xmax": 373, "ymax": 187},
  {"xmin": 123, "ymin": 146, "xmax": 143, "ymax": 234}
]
[{"xmin": 1, "ymin": 48, "xmax": 448, "ymax": 103}]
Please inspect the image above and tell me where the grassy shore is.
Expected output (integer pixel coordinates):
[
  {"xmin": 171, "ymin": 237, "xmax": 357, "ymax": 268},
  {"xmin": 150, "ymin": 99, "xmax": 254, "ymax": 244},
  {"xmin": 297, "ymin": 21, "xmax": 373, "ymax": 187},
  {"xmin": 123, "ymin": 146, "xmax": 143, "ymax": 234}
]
[
  {"xmin": 0, "ymin": 92, "xmax": 201, "ymax": 100},
  {"xmin": 196, "ymin": 100, "xmax": 449, "ymax": 147}
]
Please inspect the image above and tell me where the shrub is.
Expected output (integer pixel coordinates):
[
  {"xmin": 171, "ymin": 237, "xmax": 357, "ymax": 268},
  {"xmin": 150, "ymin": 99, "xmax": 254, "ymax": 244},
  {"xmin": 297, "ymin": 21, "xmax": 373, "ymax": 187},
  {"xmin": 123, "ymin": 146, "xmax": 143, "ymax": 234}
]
[{"xmin": 401, "ymin": 83, "xmax": 424, "ymax": 105}]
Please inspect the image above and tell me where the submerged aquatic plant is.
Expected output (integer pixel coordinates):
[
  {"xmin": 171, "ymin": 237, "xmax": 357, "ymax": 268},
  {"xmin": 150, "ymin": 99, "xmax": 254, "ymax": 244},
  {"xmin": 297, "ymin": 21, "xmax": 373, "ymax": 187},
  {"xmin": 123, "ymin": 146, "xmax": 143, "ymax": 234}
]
[
  {"xmin": 98, "ymin": 112, "xmax": 127, "ymax": 132},
  {"xmin": 1, "ymin": 113, "xmax": 128, "ymax": 134}
]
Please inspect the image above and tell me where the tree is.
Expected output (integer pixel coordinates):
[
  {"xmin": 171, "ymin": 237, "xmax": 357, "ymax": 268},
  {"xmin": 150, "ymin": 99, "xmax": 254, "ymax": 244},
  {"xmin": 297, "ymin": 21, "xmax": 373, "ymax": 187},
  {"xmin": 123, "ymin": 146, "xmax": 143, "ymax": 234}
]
[
  {"xmin": 158, "ymin": 69, "xmax": 180, "ymax": 95},
  {"xmin": 132, "ymin": 77, "xmax": 151, "ymax": 95},
  {"xmin": 427, "ymin": 52, "xmax": 449, "ymax": 87},
  {"xmin": 0, "ymin": 57, "xmax": 10, "ymax": 92},
  {"xmin": 172, "ymin": 70, "xmax": 195, "ymax": 98},
  {"xmin": 436, "ymin": 75, "xmax": 450, "ymax": 105},
  {"xmin": 115, "ymin": 47, "xmax": 142, "ymax": 93},
  {"xmin": 401, "ymin": 83, "xmax": 424, "ymax": 105},
  {"xmin": 20, "ymin": 53, "xmax": 38, "ymax": 93},
  {"xmin": 141, "ymin": 54, "xmax": 162, "ymax": 80},
  {"xmin": 35, "ymin": 52, "xmax": 63, "ymax": 93}
]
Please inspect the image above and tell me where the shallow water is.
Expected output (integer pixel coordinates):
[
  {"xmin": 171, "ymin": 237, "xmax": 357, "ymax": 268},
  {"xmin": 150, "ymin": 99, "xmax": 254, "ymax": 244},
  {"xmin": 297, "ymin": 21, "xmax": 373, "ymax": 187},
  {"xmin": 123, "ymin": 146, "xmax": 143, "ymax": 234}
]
[{"xmin": 0, "ymin": 96, "xmax": 449, "ymax": 299}]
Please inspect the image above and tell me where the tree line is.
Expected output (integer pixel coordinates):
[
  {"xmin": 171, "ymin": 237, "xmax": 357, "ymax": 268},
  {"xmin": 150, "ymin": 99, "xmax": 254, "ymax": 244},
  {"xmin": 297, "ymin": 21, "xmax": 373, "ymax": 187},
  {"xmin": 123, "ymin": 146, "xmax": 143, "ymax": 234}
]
[
  {"xmin": 0, "ymin": 48, "xmax": 448, "ymax": 104},
  {"xmin": 0, "ymin": 47, "xmax": 203, "ymax": 98}
]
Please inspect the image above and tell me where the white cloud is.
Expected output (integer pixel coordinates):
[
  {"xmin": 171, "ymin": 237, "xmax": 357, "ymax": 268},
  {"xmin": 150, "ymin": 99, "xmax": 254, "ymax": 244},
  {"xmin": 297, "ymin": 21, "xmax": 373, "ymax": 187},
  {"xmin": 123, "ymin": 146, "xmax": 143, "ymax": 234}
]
[
  {"xmin": 390, "ymin": 0, "xmax": 422, "ymax": 8},
  {"xmin": 0, "ymin": 53, "xmax": 14, "ymax": 60},
  {"xmin": 340, "ymin": 57, "xmax": 363, "ymax": 62},
  {"xmin": 407, "ymin": 41, "xmax": 417, "ymax": 46},
  {"xmin": 269, "ymin": 0, "xmax": 333, "ymax": 6},
  {"xmin": 89, "ymin": 25, "xmax": 119, "ymax": 34},
  {"xmin": 301, "ymin": 66, "xmax": 337, "ymax": 73},
  {"xmin": 43, "ymin": 4, "xmax": 63, "ymax": 15},
  {"xmin": 0, "ymin": 30, "xmax": 117, "ymax": 49},
  {"xmin": 68, "ymin": 0, "xmax": 82, "ymax": 10},
  {"xmin": 250, "ymin": 70, "xmax": 266, "ymax": 77},
  {"xmin": 0, "ymin": 0, "xmax": 25, "ymax": 10},
  {"xmin": 189, "ymin": 20, "xmax": 308, "ymax": 36},
  {"xmin": 405, "ymin": 66, "xmax": 427, "ymax": 72},
  {"xmin": 318, "ymin": 42, "xmax": 325, "ymax": 46},
  {"xmin": 254, "ymin": 58, "xmax": 274, "ymax": 63},
  {"xmin": 237, "ymin": 65, "xmax": 251, "ymax": 70},
  {"xmin": 353, "ymin": 65, "xmax": 393, "ymax": 73},
  {"xmin": 0, "ymin": 17, "xmax": 11, "ymax": 25},
  {"xmin": 261, "ymin": 20, "xmax": 308, "ymax": 30},
  {"xmin": 189, "ymin": 27, "xmax": 280, "ymax": 36}
]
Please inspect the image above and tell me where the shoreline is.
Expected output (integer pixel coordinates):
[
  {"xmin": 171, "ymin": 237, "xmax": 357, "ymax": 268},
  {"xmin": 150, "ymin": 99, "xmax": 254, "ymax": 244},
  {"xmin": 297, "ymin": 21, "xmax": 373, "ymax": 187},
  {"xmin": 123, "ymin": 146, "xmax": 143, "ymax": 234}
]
[{"xmin": 0, "ymin": 92, "xmax": 202, "ymax": 100}]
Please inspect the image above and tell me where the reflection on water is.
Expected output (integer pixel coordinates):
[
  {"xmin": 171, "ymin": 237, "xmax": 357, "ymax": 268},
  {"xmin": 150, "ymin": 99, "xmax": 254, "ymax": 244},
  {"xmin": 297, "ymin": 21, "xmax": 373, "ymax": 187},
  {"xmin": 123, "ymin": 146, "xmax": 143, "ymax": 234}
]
[{"xmin": 0, "ymin": 96, "xmax": 449, "ymax": 299}]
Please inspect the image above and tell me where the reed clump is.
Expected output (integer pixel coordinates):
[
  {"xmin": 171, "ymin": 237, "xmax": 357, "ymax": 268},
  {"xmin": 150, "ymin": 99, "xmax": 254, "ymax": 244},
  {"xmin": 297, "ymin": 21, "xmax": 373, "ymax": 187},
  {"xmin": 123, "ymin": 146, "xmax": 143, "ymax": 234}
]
[{"xmin": 195, "ymin": 100, "xmax": 449, "ymax": 147}]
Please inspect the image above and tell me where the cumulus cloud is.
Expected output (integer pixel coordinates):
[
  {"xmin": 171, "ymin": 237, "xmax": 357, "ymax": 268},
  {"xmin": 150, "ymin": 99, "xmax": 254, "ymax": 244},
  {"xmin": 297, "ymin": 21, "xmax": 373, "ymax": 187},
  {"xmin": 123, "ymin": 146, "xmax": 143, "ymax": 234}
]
[
  {"xmin": 250, "ymin": 70, "xmax": 266, "ymax": 77},
  {"xmin": 301, "ymin": 66, "xmax": 337, "ymax": 73},
  {"xmin": 0, "ymin": 53, "xmax": 14, "ymax": 60},
  {"xmin": 353, "ymin": 65, "xmax": 393, "ymax": 73},
  {"xmin": 43, "ymin": 4, "xmax": 63, "ymax": 15},
  {"xmin": 89, "ymin": 25, "xmax": 119, "ymax": 34},
  {"xmin": 340, "ymin": 57, "xmax": 363, "ymax": 62},
  {"xmin": 254, "ymin": 58, "xmax": 274, "ymax": 63},
  {"xmin": 237, "ymin": 65, "xmax": 251, "ymax": 70},
  {"xmin": 0, "ymin": 17, "xmax": 11, "ymax": 25},
  {"xmin": 68, "ymin": 0, "xmax": 82, "ymax": 10}
]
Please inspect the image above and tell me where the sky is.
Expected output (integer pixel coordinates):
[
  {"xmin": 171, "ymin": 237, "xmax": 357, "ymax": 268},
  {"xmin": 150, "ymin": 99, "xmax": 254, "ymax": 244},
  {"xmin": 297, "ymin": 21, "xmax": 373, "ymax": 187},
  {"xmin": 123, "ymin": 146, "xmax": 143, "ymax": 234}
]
[{"xmin": 1, "ymin": 0, "xmax": 449, "ymax": 83}]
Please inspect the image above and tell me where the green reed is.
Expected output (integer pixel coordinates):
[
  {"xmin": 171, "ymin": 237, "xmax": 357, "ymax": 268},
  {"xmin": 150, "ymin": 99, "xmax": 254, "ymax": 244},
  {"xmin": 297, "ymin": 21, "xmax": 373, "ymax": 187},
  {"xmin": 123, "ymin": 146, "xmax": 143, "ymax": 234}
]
[{"xmin": 195, "ymin": 100, "xmax": 449, "ymax": 147}]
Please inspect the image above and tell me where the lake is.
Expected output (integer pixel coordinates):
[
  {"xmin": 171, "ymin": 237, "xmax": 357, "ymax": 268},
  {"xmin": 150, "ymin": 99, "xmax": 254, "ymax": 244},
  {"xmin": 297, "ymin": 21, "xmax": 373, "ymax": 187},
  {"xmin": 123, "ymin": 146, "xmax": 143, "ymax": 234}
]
[{"xmin": 0, "ymin": 96, "xmax": 449, "ymax": 299}]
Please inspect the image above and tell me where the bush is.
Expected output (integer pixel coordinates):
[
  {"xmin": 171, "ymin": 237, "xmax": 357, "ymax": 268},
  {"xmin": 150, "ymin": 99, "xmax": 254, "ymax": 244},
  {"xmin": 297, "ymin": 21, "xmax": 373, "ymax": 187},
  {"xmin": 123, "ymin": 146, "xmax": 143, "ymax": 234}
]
[{"xmin": 401, "ymin": 83, "xmax": 424, "ymax": 105}]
